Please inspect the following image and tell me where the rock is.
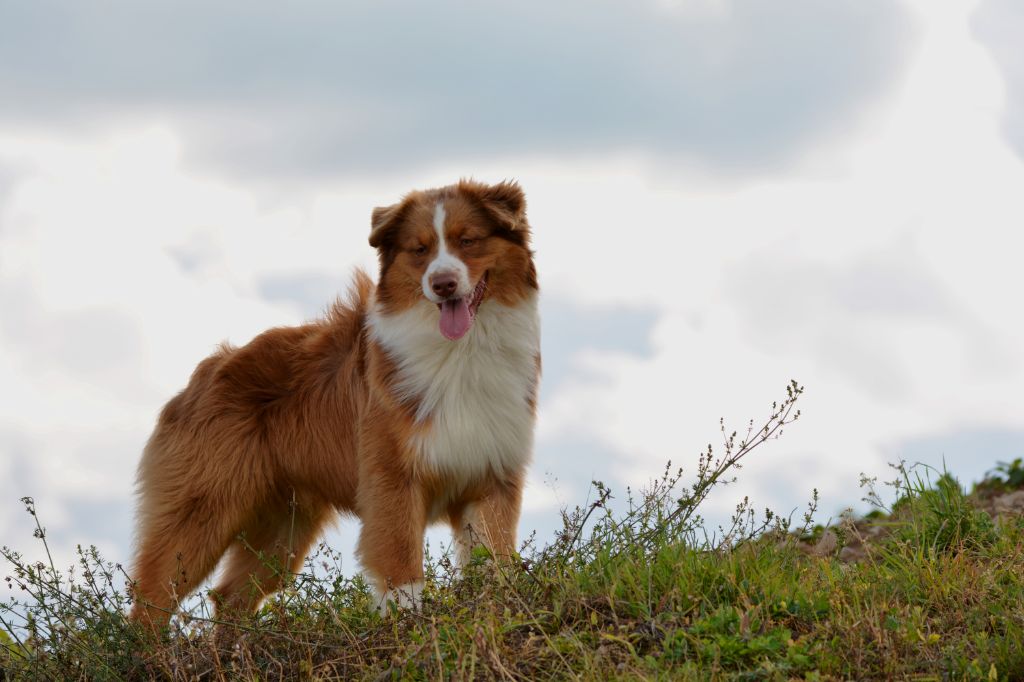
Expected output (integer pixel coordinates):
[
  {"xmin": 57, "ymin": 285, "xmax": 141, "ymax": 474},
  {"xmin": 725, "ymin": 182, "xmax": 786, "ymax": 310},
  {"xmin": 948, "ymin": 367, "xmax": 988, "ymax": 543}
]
[
  {"xmin": 839, "ymin": 545, "xmax": 867, "ymax": 563},
  {"xmin": 867, "ymin": 524, "xmax": 887, "ymax": 538},
  {"xmin": 811, "ymin": 530, "xmax": 839, "ymax": 557},
  {"xmin": 993, "ymin": 490, "xmax": 1024, "ymax": 515}
]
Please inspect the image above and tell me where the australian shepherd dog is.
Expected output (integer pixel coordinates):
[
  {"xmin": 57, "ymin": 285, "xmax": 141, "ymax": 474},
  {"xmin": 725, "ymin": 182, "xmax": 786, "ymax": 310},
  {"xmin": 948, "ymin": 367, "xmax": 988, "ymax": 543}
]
[{"xmin": 130, "ymin": 180, "xmax": 540, "ymax": 628}]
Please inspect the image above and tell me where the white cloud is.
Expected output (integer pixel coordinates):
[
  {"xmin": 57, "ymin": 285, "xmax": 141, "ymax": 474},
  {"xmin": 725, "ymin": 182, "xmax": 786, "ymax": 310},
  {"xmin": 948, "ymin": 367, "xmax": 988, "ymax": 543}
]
[
  {"xmin": 527, "ymin": 0, "xmax": 1024, "ymax": 520},
  {"xmin": 0, "ymin": 0, "xmax": 912, "ymax": 179},
  {"xmin": 973, "ymin": 0, "xmax": 1024, "ymax": 161}
]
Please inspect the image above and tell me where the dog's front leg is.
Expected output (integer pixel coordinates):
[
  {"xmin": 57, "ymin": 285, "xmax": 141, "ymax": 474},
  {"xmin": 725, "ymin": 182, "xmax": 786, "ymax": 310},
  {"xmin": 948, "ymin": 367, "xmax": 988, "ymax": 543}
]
[
  {"xmin": 453, "ymin": 476, "xmax": 523, "ymax": 568},
  {"xmin": 355, "ymin": 444, "xmax": 427, "ymax": 613}
]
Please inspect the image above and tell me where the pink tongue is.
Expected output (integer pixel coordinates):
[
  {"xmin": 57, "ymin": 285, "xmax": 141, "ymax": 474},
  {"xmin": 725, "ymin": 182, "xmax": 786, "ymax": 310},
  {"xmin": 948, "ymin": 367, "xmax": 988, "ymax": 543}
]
[{"xmin": 439, "ymin": 298, "xmax": 472, "ymax": 340}]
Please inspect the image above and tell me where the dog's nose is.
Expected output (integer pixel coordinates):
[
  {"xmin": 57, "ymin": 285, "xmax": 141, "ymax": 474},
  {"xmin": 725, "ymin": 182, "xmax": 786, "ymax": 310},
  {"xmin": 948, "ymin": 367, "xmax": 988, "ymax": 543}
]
[{"xmin": 431, "ymin": 275, "xmax": 458, "ymax": 298}]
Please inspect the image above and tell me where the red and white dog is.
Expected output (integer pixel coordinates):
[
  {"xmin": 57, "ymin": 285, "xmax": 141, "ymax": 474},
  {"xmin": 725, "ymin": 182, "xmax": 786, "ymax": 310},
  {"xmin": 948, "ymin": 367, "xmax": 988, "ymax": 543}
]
[{"xmin": 130, "ymin": 180, "xmax": 540, "ymax": 627}]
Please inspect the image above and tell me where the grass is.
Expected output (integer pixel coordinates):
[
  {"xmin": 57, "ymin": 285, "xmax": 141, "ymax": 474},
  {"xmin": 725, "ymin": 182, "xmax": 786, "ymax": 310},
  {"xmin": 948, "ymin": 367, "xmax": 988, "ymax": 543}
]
[{"xmin": 2, "ymin": 380, "xmax": 1024, "ymax": 680}]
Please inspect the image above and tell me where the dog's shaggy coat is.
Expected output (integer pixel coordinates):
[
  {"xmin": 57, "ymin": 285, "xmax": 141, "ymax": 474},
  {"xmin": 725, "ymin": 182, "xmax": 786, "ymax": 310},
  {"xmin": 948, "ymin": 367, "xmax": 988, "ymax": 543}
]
[{"xmin": 130, "ymin": 180, "xmax": 539, "ymax": 627}]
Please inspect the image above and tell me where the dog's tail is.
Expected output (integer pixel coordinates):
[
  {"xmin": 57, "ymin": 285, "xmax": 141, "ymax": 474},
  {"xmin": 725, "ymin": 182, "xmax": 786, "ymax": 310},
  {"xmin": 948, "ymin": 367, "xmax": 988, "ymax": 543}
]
[{"xmin": 323, "ymin": 267, "xmax": 374, "ymax": 328}]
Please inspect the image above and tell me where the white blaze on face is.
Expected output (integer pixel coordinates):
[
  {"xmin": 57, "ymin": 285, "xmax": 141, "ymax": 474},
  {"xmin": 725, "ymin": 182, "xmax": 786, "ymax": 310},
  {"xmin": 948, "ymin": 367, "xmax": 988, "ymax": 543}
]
[{"xmin": 421, "ymin": 201, "xmax": 471, "ymax": 303}]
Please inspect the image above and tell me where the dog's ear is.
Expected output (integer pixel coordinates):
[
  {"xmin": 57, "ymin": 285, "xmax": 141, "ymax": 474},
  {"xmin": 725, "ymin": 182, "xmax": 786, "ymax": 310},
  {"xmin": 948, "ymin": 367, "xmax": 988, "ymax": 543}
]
[
  {"xmin": 368, "ymin": 198, "xmax": 410, "ymax": 248},
  {"xmin": 462, "ymin": 180, "xmax": 527, "ymax": 232}
]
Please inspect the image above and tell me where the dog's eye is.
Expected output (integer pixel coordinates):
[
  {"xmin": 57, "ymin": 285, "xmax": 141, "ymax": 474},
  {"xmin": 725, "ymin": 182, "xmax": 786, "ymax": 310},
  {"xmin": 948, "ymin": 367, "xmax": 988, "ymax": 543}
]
[
  {"xmin": 413, "ymin": 245, "xmax": 428, "ymax": 256},
  {"xmin": 460, "ymin": 238, "xmax": 476, "ymax": 248}
]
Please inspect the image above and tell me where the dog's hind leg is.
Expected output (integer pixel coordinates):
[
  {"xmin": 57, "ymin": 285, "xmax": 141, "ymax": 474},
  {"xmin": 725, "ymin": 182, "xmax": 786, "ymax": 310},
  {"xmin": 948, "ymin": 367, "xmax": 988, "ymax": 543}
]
[
  {"xmin": 211, "ymin": 500, "xmax": 331, "ymax": 618},
  {"xmin": 129, "ymin": 494, "xmax": 251, "ymax": 631}
]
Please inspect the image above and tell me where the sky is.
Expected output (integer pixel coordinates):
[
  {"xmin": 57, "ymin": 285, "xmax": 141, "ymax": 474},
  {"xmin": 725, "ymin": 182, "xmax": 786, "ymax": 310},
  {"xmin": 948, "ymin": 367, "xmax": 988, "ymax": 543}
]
[{"xmin": 1, "ymin": 0, "xmax": 1023, "ymax": 590}]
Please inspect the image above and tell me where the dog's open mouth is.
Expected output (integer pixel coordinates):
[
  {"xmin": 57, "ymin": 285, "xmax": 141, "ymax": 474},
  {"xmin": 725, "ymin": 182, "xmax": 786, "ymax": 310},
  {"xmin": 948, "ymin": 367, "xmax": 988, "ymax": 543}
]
[{"xmin": 437, "ymin": 273, "xmax": 488, "ymax": 341}]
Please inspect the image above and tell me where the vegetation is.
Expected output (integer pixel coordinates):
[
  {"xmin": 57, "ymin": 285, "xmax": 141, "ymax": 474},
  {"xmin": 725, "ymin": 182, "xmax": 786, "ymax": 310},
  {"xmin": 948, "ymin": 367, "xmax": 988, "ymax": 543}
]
[{"xmin": 3, "ymin": 381, "xmax": 1024, "ymax": 680}]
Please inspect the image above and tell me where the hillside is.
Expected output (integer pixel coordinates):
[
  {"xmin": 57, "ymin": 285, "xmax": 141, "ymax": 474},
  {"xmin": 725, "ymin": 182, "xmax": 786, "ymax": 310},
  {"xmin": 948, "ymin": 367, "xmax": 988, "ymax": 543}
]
[{"xmin": 3, "ymin": 382, "xmax": 1024, "ymax": 681}]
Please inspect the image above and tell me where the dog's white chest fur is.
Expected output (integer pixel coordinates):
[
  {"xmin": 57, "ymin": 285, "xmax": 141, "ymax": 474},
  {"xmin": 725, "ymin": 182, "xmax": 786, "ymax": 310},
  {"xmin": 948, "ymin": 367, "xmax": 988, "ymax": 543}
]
[{"xmin": 367, "ymin": 295, "xmax": 539, "ymax": 482}]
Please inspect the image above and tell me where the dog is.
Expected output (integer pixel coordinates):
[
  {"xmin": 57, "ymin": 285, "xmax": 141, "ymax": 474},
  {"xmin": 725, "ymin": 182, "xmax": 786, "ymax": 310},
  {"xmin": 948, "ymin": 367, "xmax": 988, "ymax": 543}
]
[{"xmin": 129, "ymin": 179, "xmax": 540, "ymax": 628}]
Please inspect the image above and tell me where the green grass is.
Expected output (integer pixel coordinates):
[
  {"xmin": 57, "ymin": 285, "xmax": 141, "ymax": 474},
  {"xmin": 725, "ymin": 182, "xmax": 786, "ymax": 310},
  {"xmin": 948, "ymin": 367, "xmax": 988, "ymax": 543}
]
[{"xmin": 3, "ymin": 381, "xmax": 1024, "ymax": 680}]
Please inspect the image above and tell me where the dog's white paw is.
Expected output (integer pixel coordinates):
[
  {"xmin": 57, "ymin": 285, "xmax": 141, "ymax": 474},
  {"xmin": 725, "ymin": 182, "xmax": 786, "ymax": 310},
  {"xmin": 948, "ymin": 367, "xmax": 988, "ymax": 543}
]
[{"xmin": 373, "ymin": 580, "xmax": 424, "ymax": 615}]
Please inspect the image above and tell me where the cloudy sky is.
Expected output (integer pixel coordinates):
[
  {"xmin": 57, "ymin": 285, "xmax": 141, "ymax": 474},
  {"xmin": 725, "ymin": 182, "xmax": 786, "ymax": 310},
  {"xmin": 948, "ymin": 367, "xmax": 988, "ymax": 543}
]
[{"xmin": 1, "ymin": 0, "xmax": 1023, "ymax": 585}]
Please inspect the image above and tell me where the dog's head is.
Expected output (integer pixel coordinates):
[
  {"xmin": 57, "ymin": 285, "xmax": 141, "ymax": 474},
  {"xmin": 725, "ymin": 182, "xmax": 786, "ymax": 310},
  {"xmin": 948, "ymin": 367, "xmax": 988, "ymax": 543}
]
[{"xmin": 369, "ymin": 180, "xmax": 537, "ymax": 340}]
